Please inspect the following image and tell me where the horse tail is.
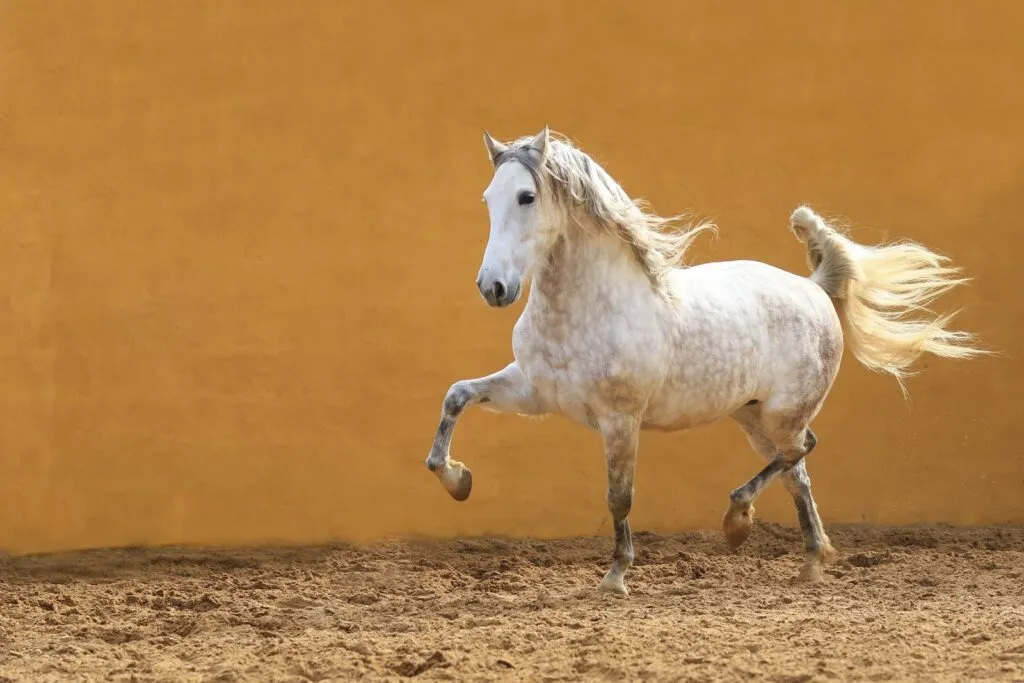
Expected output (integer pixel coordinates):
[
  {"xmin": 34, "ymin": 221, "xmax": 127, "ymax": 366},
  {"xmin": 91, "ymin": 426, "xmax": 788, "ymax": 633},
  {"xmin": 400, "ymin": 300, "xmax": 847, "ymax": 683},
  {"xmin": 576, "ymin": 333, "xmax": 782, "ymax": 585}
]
[{"xmin": 788, "ymin": 205, "xmax": 984, "ymax": 389}]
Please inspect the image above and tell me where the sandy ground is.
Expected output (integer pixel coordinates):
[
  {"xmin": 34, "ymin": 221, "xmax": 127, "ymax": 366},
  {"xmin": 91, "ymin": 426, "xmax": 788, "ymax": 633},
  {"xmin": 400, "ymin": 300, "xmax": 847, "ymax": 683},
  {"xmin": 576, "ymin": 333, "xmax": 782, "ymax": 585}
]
[{"xmin": 0, "ymin": 524, "xmax": 1022, "ymax": 682}]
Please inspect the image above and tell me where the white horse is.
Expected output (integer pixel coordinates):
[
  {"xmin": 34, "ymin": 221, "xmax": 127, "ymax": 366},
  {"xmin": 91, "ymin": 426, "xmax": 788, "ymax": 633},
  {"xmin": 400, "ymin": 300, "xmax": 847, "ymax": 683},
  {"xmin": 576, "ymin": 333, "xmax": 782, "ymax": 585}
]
[{"xmin": 425, "ymin": 127, "xmax": 983, "ymax": 595}]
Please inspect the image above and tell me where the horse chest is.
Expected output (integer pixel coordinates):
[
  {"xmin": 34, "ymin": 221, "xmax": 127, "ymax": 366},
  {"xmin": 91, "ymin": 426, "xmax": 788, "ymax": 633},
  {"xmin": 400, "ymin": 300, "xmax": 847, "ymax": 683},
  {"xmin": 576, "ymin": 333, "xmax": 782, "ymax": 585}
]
[
  {"xmin": 512, "ymin": 313, "xmax": 653, "ymax": 425},
  {"xmin": 513, "ymin": 330, "xmax": 586, "ymax": 415}
]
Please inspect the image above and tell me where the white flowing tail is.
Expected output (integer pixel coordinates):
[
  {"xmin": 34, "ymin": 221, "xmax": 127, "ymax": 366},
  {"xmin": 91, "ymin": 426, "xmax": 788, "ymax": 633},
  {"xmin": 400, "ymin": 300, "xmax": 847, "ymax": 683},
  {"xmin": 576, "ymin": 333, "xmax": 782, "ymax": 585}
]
[{"xmin": 789, "ymin": 205, "xmax": 984, "ymax": 389}]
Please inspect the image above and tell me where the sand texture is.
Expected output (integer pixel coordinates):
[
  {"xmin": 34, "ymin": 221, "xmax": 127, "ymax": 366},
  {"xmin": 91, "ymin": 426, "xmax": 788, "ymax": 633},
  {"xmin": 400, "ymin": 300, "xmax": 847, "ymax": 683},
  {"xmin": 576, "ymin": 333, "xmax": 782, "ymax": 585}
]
[{"xmin": 1, "ymin": 523, "xmax": 1022, "ymax": 681}]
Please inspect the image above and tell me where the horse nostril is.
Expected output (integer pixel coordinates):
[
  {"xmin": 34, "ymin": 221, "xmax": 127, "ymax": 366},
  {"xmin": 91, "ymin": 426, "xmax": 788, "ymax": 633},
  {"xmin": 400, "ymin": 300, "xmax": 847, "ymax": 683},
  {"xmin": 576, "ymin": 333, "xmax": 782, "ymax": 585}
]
[{"xmin": 493, "ymin": 280, "xmax": 506, "ymax": 301}]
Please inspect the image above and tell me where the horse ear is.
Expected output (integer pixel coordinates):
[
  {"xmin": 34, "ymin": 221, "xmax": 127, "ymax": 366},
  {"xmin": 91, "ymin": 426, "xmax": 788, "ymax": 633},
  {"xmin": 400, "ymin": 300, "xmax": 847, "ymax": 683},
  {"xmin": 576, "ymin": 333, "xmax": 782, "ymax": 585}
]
[
  {"xmin": 483, "ymin": 131, "xmax": 509, "ymax": 166},
  {"xmin": 528, "ymin": 126, "xmax": 550, "ymax": 156}
]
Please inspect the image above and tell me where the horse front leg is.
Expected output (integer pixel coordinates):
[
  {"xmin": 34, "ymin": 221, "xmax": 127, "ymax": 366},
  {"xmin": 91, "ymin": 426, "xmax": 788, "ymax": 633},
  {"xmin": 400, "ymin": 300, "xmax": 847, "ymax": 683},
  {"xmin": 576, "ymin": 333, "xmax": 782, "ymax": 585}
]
[
  {"xmin": 596, "ymin": 413, "xmax": 640, "ymax": 596},
  {"xmin": 425, "ymin": 362, "xmax": 542, "ymax": 501}
]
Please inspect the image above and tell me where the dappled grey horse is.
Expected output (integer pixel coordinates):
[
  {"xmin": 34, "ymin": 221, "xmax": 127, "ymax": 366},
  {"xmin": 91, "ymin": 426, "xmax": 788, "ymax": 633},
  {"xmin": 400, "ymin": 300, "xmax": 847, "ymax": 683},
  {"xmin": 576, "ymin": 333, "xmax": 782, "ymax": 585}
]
[{"xmin": 425, "ymin": 127, "xmax": 983, "ymax": 595}]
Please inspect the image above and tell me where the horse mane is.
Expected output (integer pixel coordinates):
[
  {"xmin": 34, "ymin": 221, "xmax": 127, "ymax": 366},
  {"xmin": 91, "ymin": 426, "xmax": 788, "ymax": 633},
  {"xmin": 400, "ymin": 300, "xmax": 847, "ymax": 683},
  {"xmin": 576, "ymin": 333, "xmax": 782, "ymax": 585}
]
[{"xmin": 494, "ymin": 132, "xmax": 716, "ymax": 292}]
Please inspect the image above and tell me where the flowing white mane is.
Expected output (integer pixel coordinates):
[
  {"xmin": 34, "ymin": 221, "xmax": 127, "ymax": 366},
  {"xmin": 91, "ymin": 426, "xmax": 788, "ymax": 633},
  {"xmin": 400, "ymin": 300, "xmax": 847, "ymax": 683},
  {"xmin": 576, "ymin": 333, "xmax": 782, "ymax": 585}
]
[{"xmin": 494, "ymin": 133, "xmax": 716, "ymax": 291}]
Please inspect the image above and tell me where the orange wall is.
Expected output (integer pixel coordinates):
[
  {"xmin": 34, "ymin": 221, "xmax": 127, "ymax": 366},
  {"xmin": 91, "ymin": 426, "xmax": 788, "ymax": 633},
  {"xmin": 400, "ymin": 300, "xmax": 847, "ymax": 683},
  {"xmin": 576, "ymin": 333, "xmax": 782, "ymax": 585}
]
[{"xmin": 0, "ymin": 1, "xmax": 1020, "ymax": 554}]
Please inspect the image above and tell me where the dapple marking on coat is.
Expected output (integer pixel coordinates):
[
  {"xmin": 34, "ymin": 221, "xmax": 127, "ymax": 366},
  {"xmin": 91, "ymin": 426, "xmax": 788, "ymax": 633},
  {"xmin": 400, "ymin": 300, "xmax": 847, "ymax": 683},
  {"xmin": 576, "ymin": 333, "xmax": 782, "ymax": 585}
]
[{"xmin": 424, "ymin": 127, "xmax": 984, "ymax": 595}]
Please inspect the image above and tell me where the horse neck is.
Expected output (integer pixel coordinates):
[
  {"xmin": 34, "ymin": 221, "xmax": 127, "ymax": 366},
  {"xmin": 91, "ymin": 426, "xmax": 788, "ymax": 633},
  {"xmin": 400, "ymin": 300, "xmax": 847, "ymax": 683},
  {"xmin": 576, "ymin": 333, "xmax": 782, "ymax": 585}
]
[{"xmin": 530, "ymin": 222, "xmax": 657, "ymax": 314}]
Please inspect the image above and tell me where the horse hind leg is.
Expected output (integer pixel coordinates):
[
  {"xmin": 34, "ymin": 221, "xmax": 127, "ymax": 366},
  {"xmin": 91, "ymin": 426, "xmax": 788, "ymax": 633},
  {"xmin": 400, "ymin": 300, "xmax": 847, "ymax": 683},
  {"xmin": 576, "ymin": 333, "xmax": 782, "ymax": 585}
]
[
  {"xmin": 763, "ymin": 407, "xmax": 837, "ymax": 583},
  {"xmin": 725, "ymin": 403, "xmax": 835, "ymax": 582},
  {"xmin": 781, "ymin": 459, "xmax": 836, "ymax": 582},
  {"xmin": 722, "ymin": 406, "xmax": 781, "ymax": 548}
]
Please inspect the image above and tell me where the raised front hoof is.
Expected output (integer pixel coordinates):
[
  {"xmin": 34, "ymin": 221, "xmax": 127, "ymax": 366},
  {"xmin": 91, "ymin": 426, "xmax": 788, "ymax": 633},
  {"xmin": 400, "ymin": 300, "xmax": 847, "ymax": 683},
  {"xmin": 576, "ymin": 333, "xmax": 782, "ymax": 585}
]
[
  {"xmin": 597, "ymin": 573, "xmax": 629, "ymax": 597},
  {"xmin": 722, "ymin": 503, "xmax": 755, "ymax": 549},
  {"xmin": 439, "ymin": 462, "xmax": 473, "ymax": 502},
  {"xmin": 448, "ymin": 469, "xmax": 473, "ymax": 502}
]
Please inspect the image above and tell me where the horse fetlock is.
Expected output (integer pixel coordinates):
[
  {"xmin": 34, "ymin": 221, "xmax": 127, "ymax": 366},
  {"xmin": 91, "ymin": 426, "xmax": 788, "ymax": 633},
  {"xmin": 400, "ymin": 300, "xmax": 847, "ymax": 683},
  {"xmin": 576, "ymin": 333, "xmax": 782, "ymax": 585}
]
[
  {"xmin": 606, "ymin": 492, "xmax": 633, "ymax": 521},
  {"xmin": 723, "ymin": 501, "xmax": 755, "ymax": 548},
  {"xmin": 612, "ymin": 547, "xmax": 635, "ymax": 572},
  {"xmin": 803, "ymin": 536, "xmax": 835, "ymax": 557},
  {"xmin": 819, "ymin": 538, "xmax": 837, "ymax": 564},
  {"xmin": 437, "ymin": 460, "xmax": 473, "ymax": 502},
  {"xmin": 728, "ymin": 487, "xmax": 750, "ymax": 507},
  {"xmin": 796, "ymin": 539, "xmax": 837, "ymax": 583}
]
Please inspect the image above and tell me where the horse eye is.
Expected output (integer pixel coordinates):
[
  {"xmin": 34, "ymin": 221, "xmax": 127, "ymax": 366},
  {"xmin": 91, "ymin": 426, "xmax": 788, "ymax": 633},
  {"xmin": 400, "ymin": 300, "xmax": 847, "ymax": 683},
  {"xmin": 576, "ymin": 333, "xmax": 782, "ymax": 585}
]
[{"xmin": 517, "ymin": 191, "xmax": 536, "ymax": 206}]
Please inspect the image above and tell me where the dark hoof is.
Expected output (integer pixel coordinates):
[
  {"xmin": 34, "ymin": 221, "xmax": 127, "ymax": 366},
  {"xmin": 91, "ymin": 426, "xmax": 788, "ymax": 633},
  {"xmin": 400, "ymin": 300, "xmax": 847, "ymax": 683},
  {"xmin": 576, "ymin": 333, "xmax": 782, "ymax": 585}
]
[{"xmin": 448, "ymin": 468, "xmax": 473, "ymax": 502}]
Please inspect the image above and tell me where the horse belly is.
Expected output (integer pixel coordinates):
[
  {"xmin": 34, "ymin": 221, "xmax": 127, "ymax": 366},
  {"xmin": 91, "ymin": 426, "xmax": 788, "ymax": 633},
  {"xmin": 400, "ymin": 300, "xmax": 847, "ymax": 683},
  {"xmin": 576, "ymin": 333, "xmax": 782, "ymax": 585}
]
[
  {"xmin": 641, "ymin": 388, "xmax": 743, "ymax": 432},
  {"xmin": 641, "ymin": 411, "xmax": 722, "ymax": 432},
  {"xmin": 640, "ymin": 335, "xmax": 763, "ymax": 431}
]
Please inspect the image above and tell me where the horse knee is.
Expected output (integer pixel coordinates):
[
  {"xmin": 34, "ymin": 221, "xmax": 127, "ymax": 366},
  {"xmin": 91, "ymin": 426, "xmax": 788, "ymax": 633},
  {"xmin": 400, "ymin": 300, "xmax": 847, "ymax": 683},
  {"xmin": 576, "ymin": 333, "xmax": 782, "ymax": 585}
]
[
  {"xmin": 607, "ymin": 488, "xmax": 633, "ymax": 521},
  {"xmin": 443, "ymin": 381, "xmax": 473, "ymax": 417}
]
